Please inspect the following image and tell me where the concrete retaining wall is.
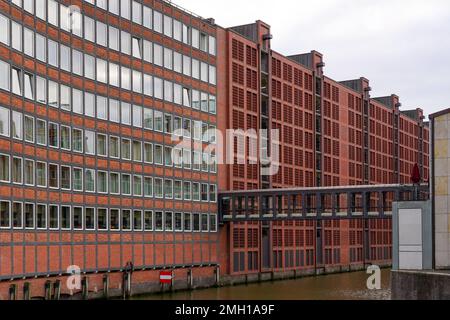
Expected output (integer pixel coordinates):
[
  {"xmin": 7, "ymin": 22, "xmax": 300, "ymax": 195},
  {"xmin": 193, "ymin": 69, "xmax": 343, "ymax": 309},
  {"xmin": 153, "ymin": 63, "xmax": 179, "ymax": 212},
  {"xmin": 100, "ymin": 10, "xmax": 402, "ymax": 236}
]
[{"xmin": 391, "ymin": 270, "xmax": 450, "ymax": 300}]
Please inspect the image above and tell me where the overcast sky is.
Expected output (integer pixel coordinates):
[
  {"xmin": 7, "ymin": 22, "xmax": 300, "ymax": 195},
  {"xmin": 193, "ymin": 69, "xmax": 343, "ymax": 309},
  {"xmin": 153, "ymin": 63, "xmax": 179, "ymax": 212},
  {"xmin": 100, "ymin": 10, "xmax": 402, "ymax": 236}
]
[{"xmin": 175, "ymin": 0, "xmax": 450, "ymax": 119}]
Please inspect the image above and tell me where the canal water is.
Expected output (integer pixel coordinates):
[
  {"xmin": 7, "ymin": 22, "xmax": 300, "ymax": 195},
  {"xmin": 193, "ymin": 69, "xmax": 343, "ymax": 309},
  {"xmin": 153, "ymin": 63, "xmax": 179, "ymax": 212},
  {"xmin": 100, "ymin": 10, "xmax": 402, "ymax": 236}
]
[{"xmin": 134, "ymin": 269, "xmax": 391, "ymax": 300}]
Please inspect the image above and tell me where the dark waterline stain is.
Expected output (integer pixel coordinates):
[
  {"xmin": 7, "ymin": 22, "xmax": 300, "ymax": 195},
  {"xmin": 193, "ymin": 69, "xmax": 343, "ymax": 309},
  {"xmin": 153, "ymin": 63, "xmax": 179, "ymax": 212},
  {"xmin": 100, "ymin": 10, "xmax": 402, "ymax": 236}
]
[{"xmin": 133, "ymin": 269, "xmax": 391, "ymax": 300}]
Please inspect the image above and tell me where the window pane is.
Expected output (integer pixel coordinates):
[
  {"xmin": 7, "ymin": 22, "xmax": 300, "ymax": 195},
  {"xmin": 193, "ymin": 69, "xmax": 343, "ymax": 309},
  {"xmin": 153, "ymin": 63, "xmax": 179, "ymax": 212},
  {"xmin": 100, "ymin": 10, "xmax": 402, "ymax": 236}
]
[
  {"xmin": 133, "ymin": 210, "xmax": 142, "ymax": 230},
  {"xmin": 13, "ymin": 203, "xmax": 23, "ymax": 229},
  {"xmin": 0, "ymin": 155, "xmax": 10, "ymax": 182},
  {"xmin": 24, "ymin": 116, "xmax": 34, "ymax": 142},
  {"xmin": 98, "ymin": 208, "xmax": 107, "ymax": 230},
  {"xmin": 84, "ymin": 16, "xmax": 95, "ymax": 42},
  {"xmin": 133, "ymin": 105, "xmax": 142, "ymax": 127},
  {"xmin": 25, "ymin": 203, "xmax": 35, "ymax": 229},
  {"xmin": 48, "ymin": 164, "xmax": 58, "ymax": 188},
  {"xmin": 11, "ymin": 21, "xmax": 22, "ymax": 51},
  {"xmin": 36, "ymin": 162, "xmax": 46, "ymax": 187},
  {"xmin": 121, "ymin": 102, "xmax": 131, "ymax": 125},
  {"xmin": 12, "ymin": 68, "xmax": 22, "ymax": 96},
  {"xmin": 72, "ymin": 129, "xmax": 83, "ymax": 152},
  {"xmin": 96, "ymin": 58, "xmax": 108, "ymax": 83},
  {"xmin": 85, "ymin": 169, "xmax": 95, "ymax": 192},
  {"xmin": 109, "ymin": 26, "xmax": 119, "ymax": 51},
  {"xmin": 85, "ymin": 130, "xmax": 95, "ymax": 155},
  {"xmin": 47, "ymin": 0, "xmax": 58, "ymax": 26},
  {"xmin": 163, "ymin": 15, "xmax": 172, "ymax": 37},
  {"xmin": 85, "ymin": 208, "xmax": 95, "ymax": 230},
  {"xmin": 154, "ymin": 11, "xmax": 162, "ymax": 33},
  {"xmin": 49, "ymin": 205, "xmax": 58, "ymax": 229},
  {"xmin": 73, "ymin": 168, "xmax": 83, "ymax": 191},
  {"xmin": 60, "ymin": 166, "xmax": 71, "ymax": 189},
  {"xmin": 12, "ymin": 111, "xmax": 23, "ymax": 140},
  {"xmin": 132, "ymin": 1, "xmax": 142, "ymax": 24},
  {"xmin": 0, "ymin": 14, "xmax": 10, "ymax": 46},
  {"xmin": 120, "ymin": 0, "xmax": 130, "ymax": 19},
  {"xmin": 109, "ymin": 99, "xmax": 120, "ymax": 123},
  {"xmin": 60, "ymin": 126, "xmax": 71, "ymax": 150},
  {"xmin": 97, "ymin": 96, "xmax": 108, "ymax": 120},
  {"xmin": 96, "ymin": 21, "xmax": 107, "ymax": 47},
  {"xmin": 24, "ymin": 28, "xmax": 34, "ymax": 57},
  {"xmin": 72, "ymin": 49, "xmax": 83, "ymax": 75},
  {"xmin": 0, "ymin": 60, "xmax": 10, "ymax": 91},
  {"xmin": 12, "ymin": 157, "xmax": 22, "ymax": 184},
  {"xmin": 143, "ymin": 6, "xmax": 152, "ymax": 29}
]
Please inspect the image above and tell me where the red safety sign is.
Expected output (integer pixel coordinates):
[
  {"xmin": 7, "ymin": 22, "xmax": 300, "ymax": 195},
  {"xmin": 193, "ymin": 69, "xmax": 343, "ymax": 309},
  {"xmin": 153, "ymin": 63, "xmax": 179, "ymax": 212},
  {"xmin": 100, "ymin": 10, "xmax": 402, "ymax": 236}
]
[{"xmin": 160, "ymin": 271, "xmax": 173, "ymax": 284}]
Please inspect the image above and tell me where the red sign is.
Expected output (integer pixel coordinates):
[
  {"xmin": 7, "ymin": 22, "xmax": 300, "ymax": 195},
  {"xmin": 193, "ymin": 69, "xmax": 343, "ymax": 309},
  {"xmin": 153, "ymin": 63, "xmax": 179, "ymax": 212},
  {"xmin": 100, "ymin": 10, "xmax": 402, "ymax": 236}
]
[{"xmin": 160, "ymin": 271, "xmax": 173, "ymax": 284}]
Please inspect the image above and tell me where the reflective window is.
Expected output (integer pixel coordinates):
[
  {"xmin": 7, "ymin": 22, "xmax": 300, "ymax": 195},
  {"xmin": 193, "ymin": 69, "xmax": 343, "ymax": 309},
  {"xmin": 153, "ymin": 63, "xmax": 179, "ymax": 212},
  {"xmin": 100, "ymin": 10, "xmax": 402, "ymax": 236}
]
[
  {"xmin": 97, "ymin": 96, "xmax": 107, "ymax": 120},
  {"xmin": 72, "ymin": 49, "xmax": 83, "ymax": 75},
  {"xmin": 109, "ymin": 0, "xmax": 119, "ymax": 15},
  {"xmin": 84, "ymin": 92, "xmax": 95, "ymax": 117},
  {"xmin": 24, "ymin": 28, "xmax": 34, "ymax": 57},
  {"xmin": 85, "ymin": 130, "xmax": 95, "ymax": 155},
  {"xmin": 60, "ymin": 85, "xmax": 71, "ymax": 111},
  {"xmin": 12, "ymin": 112, "xmax": 22, "ymax": 140},
  {"xmin": 174, "ymin": 52, "xmax": 182, "ymax": 73},
  {"xmin": 24, "ymin": 73, "xmax": 34, "ymax": 100},
  {"xmin": 120, "ymin": 0, "xmax": 130, "ymax": 20},
  {"xmin": 133, "ymin": 105, "xmax": 142, "ymax": 127},
  {"xmin": 132, "ymin": 70, "xmax": 142, "ymax": 93},
  {"xmin": 0, "ymin": 14, "xmax": 9, "ymax": 46},
  {"xmin": 36, "ymin": 34, "xmax": 46, "ymax": 62},
  {"xmin": 143, "ymin": 6, "xmax": 152, "ymax": 29},
  {"xmin": 60, "ymin": 45, "xmax": 71, "ymax": 72},
  {"xmin": 12, "ymin": 68, "xmax": 22, "ymax": 96},
  {"xmin": 109, "ymin": 62, "xmax": 119, "ymax": 87},
  {"xmin": 0, "ymin": 61, "xmax": 9, "ymax": 91},
  {"xmin": 24, "ymin": 0, "xmax": 34, "ymax": 14},
  {"xmin": 96, "ymin": 21, "xmax": 107, "ymax": 47},
  {"xmin": 109, "ymin": 99, "xmax": 120, "ymax": 123},
  {"xmin": 154, "ymin": 44, "xmax": 162, "ymax": 66},
  {"xmin": 121, "ymin": 102, "xmax": 131, "ymax": 125},
  {"xmin": 11, "ymin": 21, "xmax": 22, "ymax": 52},
  {"xmin": 173, "ymin": 20, "xmax": 182, "ymax": 42},
  {"xmin": 84, "ymin": 55, "xmax": 95, "ymax": 79},
  {"xmin": 36, "ymin": 0, "xmax": 46, "ymax": 20},
  {"xmin": 132, "ymin": 37, "xmax": 142, "ymax": 59},
  {"xmin": 48, "ymin": 80, "xmax": 58, "ymax": 108},
  {"xmin": 36, "ymin": 119, "xmax": 46, "ymax": 145},
  {"xmin": 143, "ymin": 74, "xmax": 153, "ymax": 96},
  {"xmin": 132, "ymin": 1, "xmax": 142, "ymax": 24},
  {"xmin": 72, "ymin": 88, "xmax": 83, "ymax": 114},
  {"xmin": 109, "ymin": 26, "xmax": 119, "ymax": 51},
  {"xmin": 121, "ymin": 31, "xmax": 131, "ymax": 55},
  {"xmin": 163, "ymin": 15, "xmax": 172, "ymax": 37},
  {"xmin": 47, "ymin": 0, "xmax": 58, "ymax": 26},
  {"xmin": 154, "ymin": 11, "xmax": 162, "ymax": 33},
  {"xmin": 121, "ymin": 66, "xmax": 131, "ymax": 90},
  {"xmin": 96, "ymin": 58, "xmax": 108, "ymax": 83},
  {"xmin": 143, "ymin": 40, "xmax": 152, "ymax": 63},
  {"xmin": 48, "ymin": 39, "xmax": 58, "ymax": 67},
  {"xmin": 84, "ymin": 16, "xmax": 95, "ymax": 42},
  {"xmin": 109, "ymin": 136, "xmax": 120, "ymax": 158},
  {"xmin": 164, "ymin": 48, "xmax": 172, "ymax": 70},
  {"xmin": 36, "ymin": 76, "xmax": 46, "ymax": 104}
]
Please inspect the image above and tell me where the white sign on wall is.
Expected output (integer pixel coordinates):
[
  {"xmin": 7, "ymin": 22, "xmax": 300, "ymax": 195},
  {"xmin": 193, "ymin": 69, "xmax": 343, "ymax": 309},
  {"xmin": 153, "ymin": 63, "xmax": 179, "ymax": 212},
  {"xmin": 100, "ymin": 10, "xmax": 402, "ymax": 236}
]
[{"xmin": 398, "ymin": 209, "xmax": 423, "ymax": 270}]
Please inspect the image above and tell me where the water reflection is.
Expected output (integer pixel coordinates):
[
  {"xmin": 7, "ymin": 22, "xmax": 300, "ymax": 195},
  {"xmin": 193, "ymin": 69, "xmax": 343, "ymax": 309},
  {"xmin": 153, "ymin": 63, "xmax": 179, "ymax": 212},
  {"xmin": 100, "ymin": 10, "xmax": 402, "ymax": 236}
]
[{"xmin": 134, "ymin": 269, "xmax": 391, "ymax": 300}]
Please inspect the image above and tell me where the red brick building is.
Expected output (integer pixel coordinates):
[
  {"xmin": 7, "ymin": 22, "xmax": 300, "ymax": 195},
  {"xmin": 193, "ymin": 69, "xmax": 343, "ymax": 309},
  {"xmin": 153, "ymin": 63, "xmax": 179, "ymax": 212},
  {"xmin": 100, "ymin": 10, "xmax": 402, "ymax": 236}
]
[
  {"xmin": 0, "ymin": 0, "xmax": 429, "ymax": 299},
  {"xmin": 215, "ymin": 21, "xmax": 429, "ymax": 276}
]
